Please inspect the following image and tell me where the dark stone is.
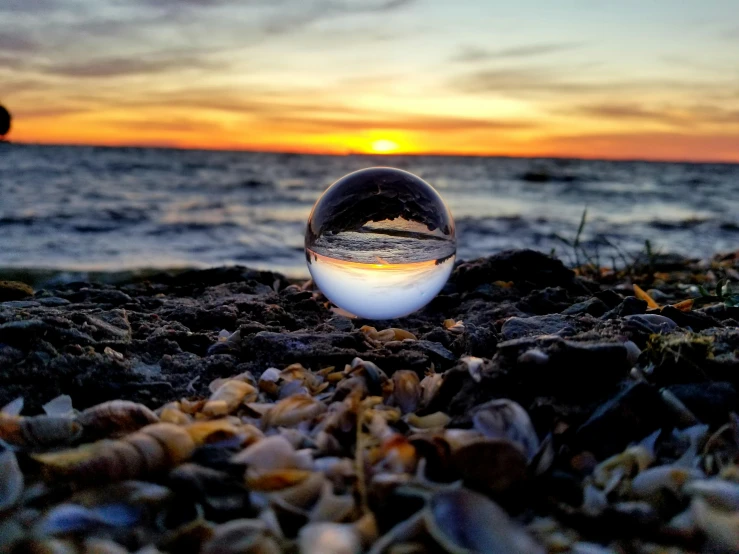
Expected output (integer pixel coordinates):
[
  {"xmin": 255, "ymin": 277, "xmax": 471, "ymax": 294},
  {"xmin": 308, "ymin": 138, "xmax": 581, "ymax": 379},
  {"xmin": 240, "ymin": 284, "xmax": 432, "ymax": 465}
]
[
  {"xmin": 660, "ymin": 306, "xmax": 723, "ymax": 332},
  {"xmin": 518, "ymin": 287, "xmax": 573, "ymax": 315},
  {"xmin": 593, "ymin": 289, "xmax": 624, "ymax": 309},
  {"xmin": 452, "ymin": 249, "xmax": 585, "ymax": 293},
  {"xmin": 601, "ymin": 297, "xmax": 647, "ymax": 319},
  {"xmin": 668, "ymin": 382, "xmax": 738, "ymax": 426},
  {"xmin": 562, "ymin": 297, "xmax": 609, "ymax": 317},
  {"xmin": 500, "ymin": 314, "xmax": 578, "ymax": 340},
  {"xmin": 576, "ymin": 382, "xmax": 670, "ymax": 459},
  {"xmin": 0, "ymin": 280, "xmax": 33, "ymax": 302}
]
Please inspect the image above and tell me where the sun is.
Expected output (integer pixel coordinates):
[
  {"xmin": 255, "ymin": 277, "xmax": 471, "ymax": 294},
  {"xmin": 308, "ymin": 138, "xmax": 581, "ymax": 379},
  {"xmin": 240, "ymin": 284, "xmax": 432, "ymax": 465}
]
[{"xmin": 370, "ymin": 139, "xmax": 399, "ymax": 153}]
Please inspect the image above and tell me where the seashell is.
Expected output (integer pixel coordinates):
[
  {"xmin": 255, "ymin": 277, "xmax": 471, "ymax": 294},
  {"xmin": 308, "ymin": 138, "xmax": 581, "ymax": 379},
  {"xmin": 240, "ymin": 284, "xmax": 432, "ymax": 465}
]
[
  {"xmin": 231, "ymin": 435, "xmax": 311, "ymax": 471},
  {"xmin": 570, "ymin": 543, "xmax": 616, "ymax": 554},
  {"xmin": 78, "ymin": 400, "xmax": 159, "ymax": 438},
  {"xmin": 10, "ymin": 538, "xmax": 78, "ymax": 554},
  {"xmin": 405, "ymin": 412, "xmax": 451, "ymax": 430},
  {"xmin": 103, "ymin": 346, "xmax": 126, "ymax": 361},
  {"xmin": 443, "ymin": 319, "xmax": 465, "ymax": 334},
  {"xmin": 452, "ymin": 438, "xmax": 528, "ymax": 495},
  {"xmin": 72, "ymin": 480, "xmax": 173, "ymax": 509},
  {"xmin": 34, "ymin": 423, "xmax": 195, "ymax": 483},
  {"xmin": 312, "ymin": 456, "xmax": 356, "ymax": 486},
  {"xmin": 2, "ymin": 397, "xmax": 24, "ymax": 416},
  {"xmin": 389, "ymin": 328, "xmax": 417, "ymax": 341},
  {"xmin": 179, "ymin": 398, "xmax": 206, "ymax": 414},
  {"xmin": 460, "ymin": 356, "xmax": 485, "ymax": 382},
  {"xmin": 35, "ymin": 502, "xmax": 141, "ymax": 535},
  {"xmin": 270, "ymin": 471, "xmax": 325, "ymax": 512},
  {"xmin": 298, "ymin": 522, "xmax": 361, "ymax": 554},
  {"xmin": 42, "ymin": 395, "xmax": 74, "ymax": 417},
  {"xmin": 279, "ymin": 363, "xmax": 324, "ymax": 393},
  {"xmin": 350, "ymin": 358, "xmax": 388, "ymax": 392},
  {"xmin": 202, "ymin": 380, "xmax": 257, "ymax": 417},
  {"xmin": 659, "ymin": 388, "xmax": 700, "ymax": 428},
  {"xmin": 372, "ymin": 433, "xmax": 418, "ymax": 474},
  {"xmin": 691, "ymin": 496, "xmax": 739, "ymax": 552},
  {"xmin": 258, "ymin": 367, "xmax": 281, "ymax": 396},
  {"xmin": 0, "ymin": 412, "xmax": 82, "ymax": 448},
  {"xmin": 308, "ymin": 480, "xmax": 355, "ymax": 523},
  {"xmin": 82, "ymin": 538, "xmax": 130, "ymax": 554},
  {"xmin": 593, "ymin": 445, "xmax": 654, "ymax": 489},
  {"xmin": 630, "ymin": 466, "xmax": 702, "ymax": 499},
  {"xmin": 426, "ymin": 489, "xmax": 545, "ymax": 554},
  {"xmin": 246, "ymin": 469, "xmax": 313, "ymax": 491},
  {"xmin": 673, "ymin": 423, "xmax": 710, "ymax": 468},
  {"xmin": 200, "ymin": 519, "xmax": 279, "ymax": 554},
  {"xmin": 160, "ymin": 407, "xmax": 192, "ymax": 425},
  {"xmin": 685, "ymin": 479, "xmax": 739, "ymax": 511},
  {"xmin": 0, "ymin": 448, "xmax": 24, "ymax": 511},
  {"xmin": 185, "ymin": 418, "xmax": 250, "ymax": 446},
  {"xmin": 472, "ymin": 399, "xmax": 539, "ymax": 460},
  {"xmin": 261, "ymin": 394, "xmax": 327, "ymax": 429},
  {"xmin": 517, "ymin": 349, "xmax": 549, "ymax": 365},
  {"xmin": 581, "ymin": 484, "xmax": 608, "ymax": 517},
  {"xmin": 168, "ymin": 463, "xmax": 252, "ymax": 520},
  {"xmin": 623, "ymin": 340, "xmax": 641, "ymax": 366},
  {"xmin": 386, "ymin": 371, "xmax": 421, "ymax": 415},
  {"xmin": 419, "ymin": 371, "xmax": 443, "ymax": 409},
  {"xmin": 208, "ymin": 329, "xmax": 242, "ymax": 356}
]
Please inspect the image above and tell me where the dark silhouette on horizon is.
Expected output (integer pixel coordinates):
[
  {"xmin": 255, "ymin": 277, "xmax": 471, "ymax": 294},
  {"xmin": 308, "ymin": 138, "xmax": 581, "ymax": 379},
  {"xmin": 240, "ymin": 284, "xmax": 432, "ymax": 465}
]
[{"xmin": 0, "ymin": 104, "xmax": 11, "ymax": 139}]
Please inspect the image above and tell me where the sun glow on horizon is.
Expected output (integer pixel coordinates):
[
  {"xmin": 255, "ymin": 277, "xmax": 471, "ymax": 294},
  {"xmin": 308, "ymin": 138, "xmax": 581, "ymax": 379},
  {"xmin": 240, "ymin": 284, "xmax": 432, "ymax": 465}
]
[{"xmin": 370, "ymin": 139, "xmax": 400, "ymax": 153}]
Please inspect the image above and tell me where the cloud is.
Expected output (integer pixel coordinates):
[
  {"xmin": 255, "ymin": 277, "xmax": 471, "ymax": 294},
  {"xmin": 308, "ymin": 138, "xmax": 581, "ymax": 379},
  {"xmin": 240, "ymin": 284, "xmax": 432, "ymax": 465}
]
[
  {"xmin": 261, "ymin": 112, "xmax": 534, "ymax": 133},
  {"xmin": 259, "ymin": 0, "xmax": 416, "ymax": 35},
  {"xmin": 538, "ymin": 131, "xmax": 739, "ymax": 163},
  {"xmin": 571, "ymin": 103, "xmax": 739, "ymax": 127},
  {"xmin": 0, "ymin": 32, "xmax": 38, "ymax": 53},
  {"xmin": 452, "ymin": 42, "xmax": 582, "ymax": 63},
  {"xmin": 0, "ymin": 0, "xmax": 58, "ymax": 13},
  {"xmin": 44, "ymin": 55, "xmax": 218, "ymax": 78},
  {"xmin": 454, "ymin": 67, "xmax": 602, "ymax": 96}
]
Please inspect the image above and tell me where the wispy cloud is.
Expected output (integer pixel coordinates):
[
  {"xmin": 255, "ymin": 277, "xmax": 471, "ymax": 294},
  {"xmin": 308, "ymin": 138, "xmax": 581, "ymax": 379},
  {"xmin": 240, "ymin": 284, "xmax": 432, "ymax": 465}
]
[
  {"xmin": 45, "ymin": 55, "xmax": 218, "ymax": 78},
  {"xmin": 0, "ymin": 31, "xmax": 38, "ymax": 53},
  {"xmin": 565, "ymin": 102, "xmax": 739, "ymax": 128},
  {"xmin": 452, "ymin": 42, "xmax": 582, "ymax": 63}
]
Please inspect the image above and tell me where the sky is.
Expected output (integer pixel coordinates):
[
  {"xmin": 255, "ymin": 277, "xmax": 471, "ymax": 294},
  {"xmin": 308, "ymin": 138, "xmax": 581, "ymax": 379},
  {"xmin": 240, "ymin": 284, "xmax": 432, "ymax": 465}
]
[{"xmin": 1, "ymin": 0, "xmax": 739, "ymax": 161}]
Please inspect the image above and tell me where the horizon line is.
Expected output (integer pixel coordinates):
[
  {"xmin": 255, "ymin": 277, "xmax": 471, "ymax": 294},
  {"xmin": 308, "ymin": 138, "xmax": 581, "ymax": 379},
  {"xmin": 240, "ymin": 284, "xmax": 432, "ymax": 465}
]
[{"xmin": 5, "ymin": 139, "xmax": 739, "ymax": 166}]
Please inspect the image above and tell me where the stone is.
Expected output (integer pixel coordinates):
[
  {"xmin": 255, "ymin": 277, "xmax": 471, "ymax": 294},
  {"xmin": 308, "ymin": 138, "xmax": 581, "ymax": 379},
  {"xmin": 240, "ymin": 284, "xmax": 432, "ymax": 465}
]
[
  {"xmin": 0, "ymin": 281, "xmax": 33, "ymax": 302},
  {"xmin": 576, "ymin": 382, "xmax": 670, "ymax": 459}
]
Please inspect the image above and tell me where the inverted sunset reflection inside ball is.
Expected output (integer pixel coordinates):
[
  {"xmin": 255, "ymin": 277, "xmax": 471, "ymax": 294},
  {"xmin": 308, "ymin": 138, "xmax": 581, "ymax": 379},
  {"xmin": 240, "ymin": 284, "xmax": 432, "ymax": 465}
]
[{"xmin": 305, "ymin": 167, "xmax": 456, "ymax": 320}]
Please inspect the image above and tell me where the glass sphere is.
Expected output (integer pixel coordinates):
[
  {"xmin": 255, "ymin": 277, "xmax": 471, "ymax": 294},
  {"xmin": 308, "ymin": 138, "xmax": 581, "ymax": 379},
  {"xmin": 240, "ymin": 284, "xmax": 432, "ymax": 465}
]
[{"xmin": 305, "ymin": 167, "xmax": 456, "ymax": 319}]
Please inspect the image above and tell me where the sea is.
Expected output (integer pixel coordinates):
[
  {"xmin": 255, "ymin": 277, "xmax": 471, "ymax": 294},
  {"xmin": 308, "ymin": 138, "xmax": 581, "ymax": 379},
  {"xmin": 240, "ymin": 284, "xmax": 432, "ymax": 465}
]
[{"xmin": 1, "ymin": 144, "xmax": 738, "ymax": 282}]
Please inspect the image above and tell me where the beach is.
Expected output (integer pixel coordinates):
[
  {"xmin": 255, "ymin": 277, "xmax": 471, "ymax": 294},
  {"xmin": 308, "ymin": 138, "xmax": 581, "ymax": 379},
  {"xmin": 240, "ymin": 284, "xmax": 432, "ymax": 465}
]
[{"xmin": 2, "ymin": 248, "xmax": 739, "ymax": 552}]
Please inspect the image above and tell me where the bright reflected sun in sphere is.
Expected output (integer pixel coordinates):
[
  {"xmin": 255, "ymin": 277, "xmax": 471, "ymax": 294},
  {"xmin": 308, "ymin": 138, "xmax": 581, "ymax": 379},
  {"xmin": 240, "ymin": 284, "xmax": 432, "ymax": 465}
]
[{"xmin": 371, "ymin": 139, "xmax": 399, "ymax": 153}]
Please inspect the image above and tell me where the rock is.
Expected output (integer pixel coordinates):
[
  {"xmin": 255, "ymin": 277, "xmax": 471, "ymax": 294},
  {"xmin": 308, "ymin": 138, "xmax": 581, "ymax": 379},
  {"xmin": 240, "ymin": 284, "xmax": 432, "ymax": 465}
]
[
  {"xmin": 601, "ymin": 297, "xmax": 647, "ymax": 319},
  {"xmin": 576, "ymin": 382, "xmax": 670, "ymax": 459},
  {"xmin": 660, "ymin": 306, "xmax": 722, "ymax": 332},
  {"xmin": 518, "ymin": 287, "xmax": 573, "ymax": 315},
  {"xmin": 624, "ymin": 314, "xmax": 678, "ymax": 334},
  {"xmin": 501, "ymin": 314, "xmax": 578, "ymax": 340},
  {"xmin": 562, "ymin": 297, "xmax": 609, "ymax": 317},
  {"xmin": 0, "ymin": 281, "xmax": 33, "ymax": 302},
  {"xmin": 667, "ymin": 382, "xmax": 737, "ymax": 426},
  {"xmin": 325, "ymin": 316, "xmax": 353, "ymax": 332},
  {"xmin": 0, "ymin": 300, "xmax": 40, "ymax": 309},
  {"xmin": 452, "ymin": 249, "xmax": 585, "ymax": 293}
]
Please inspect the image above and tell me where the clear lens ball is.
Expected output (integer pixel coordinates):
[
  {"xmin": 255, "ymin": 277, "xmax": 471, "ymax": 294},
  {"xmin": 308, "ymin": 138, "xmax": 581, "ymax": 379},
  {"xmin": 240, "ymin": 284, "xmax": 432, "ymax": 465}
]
[{"xmin": 305, "ymin": 167, "xmax": 456, "ymax": 319}]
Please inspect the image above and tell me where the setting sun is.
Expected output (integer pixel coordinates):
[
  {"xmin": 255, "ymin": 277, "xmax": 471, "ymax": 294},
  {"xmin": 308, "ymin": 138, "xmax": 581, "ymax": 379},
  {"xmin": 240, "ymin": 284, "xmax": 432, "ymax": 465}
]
[{"xmin": 371, "ymin": 139, "xmax": 399, "ymax": 153}]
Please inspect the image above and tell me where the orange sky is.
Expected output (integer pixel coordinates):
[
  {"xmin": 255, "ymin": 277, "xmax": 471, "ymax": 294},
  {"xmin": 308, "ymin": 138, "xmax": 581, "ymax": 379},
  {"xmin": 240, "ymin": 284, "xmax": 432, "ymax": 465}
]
[{"xmin": 2, "ymin": 0, "xmax": 739, "ymax": 162}]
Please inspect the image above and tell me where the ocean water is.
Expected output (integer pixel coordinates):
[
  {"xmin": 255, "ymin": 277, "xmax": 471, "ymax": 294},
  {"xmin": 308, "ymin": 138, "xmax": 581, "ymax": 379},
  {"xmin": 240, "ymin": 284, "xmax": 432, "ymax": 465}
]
[{"xmin": 1, "ymin": 144, "xmax": 738, "ymax": 279}]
